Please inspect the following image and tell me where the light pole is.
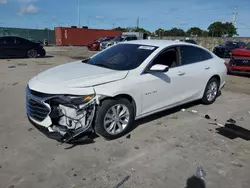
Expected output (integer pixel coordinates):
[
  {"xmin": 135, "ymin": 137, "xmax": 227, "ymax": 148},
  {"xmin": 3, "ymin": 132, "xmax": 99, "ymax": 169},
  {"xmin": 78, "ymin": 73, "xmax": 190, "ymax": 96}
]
[{"xmin": 78, "ymin": 0, "xmax": 81, "ymax": 28}]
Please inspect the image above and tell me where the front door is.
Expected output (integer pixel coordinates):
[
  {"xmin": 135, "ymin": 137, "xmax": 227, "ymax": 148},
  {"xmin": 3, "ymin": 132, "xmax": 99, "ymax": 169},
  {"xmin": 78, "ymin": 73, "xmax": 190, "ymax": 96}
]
[{"xmin": 140, "ymin": 47, "xmax": 191, "ymax": 115}]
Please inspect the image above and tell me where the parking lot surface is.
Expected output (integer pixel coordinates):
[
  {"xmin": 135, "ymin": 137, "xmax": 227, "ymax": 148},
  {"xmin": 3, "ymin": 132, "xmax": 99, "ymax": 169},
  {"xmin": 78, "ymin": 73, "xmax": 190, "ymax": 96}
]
[{"xmin": 0, "ymin": 47, "xmax": 250, "ymax": 188}]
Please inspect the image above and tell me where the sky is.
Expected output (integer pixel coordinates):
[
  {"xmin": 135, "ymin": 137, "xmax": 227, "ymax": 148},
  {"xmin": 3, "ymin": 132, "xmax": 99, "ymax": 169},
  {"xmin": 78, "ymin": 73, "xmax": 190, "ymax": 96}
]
[{"xmin": 0, "ymin": 0, "xmax": 250, "ymax": 36}]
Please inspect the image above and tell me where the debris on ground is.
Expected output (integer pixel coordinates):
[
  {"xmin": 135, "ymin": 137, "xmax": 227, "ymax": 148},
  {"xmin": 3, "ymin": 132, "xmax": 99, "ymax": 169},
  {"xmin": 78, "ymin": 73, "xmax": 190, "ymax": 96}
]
[
  {"xmin": 92, "ymin": 147, "xmax": 100, "ymax": 152},
  {"xmin": 181, "ymin": 109, "xmax": 186, "ymax": 112},
  {"xmin": 176, "ymin": 144, "xmax": 184, "ymax": 148},
  {"xmin": 17, "ymin": 63, "xmax": 27, "ymax": 66},
  {"xmin": 28, "ymin": 128, "xmax": 34, "ymax": 132},
  {"xmin": 113, "ymin": 176, "xmax": 130, "ymax": 188},
  {"xmin": 118, "ymin": 140, "xmax": 123, "ymax": 144},
  {"xmin": 172, "ymin": 115, "xmax": 178, "ymax": 120},
  {"xmin": 191, "ymin": 110, "xmax": 198, "ymax": 113},
  {"xmin": 134, "ymin": 146, "xmax": 139, "ymax": 150},
  {"xmin": 232, "ymin": 162, "xmax": 243, "ymax": 168},
  {"xmin": 11, "ymin": 82, "xmax": 19, "ymax": 86},
  {"xmin": 240, "ymin": 117, "xmax": 244, "ymax": 121},
  {"xmin": 8, "ymin": 66, "xmax": 16, "ymax": 69},
  {"xmin": 227, "ymin": 118, "xmax": 236, "ymax": 124},
  {"xmin": 196, "ymin": 166, "xmax": 206, "ymax": 179},
  {"xmin": 205, "ymin": 115, "xmax": 211, "ymax": 120},
  {"xmin": 126, "ymin": 134, "xmax": 131, "ymax": 139}
]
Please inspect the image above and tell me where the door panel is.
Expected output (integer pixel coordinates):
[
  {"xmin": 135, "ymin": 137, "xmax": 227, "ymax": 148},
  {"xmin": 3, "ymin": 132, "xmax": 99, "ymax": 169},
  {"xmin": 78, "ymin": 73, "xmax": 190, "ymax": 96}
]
[{"xmin": 140, "ymin": 66, "xmax": 191, "ymax": 115}]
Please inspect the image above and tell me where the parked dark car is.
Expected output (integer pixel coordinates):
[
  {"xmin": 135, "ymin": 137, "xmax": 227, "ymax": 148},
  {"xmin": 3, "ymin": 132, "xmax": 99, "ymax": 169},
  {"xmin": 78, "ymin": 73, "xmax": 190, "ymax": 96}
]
[
  {"xmin": 0, "ymin": 36, "xmax": 46, "ymax": 58},
  {"xmin": 87, "ymin": 37, "xmax": 114, "ymax": 51},
  {"xmin": 213, "ymin": 41, "xmax": 246, "ymax": 58}
]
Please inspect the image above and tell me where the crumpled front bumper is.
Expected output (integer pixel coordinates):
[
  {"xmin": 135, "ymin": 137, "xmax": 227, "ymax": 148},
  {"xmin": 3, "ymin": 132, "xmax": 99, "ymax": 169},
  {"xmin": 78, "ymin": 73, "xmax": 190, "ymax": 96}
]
[{"xmin": 28, "ymin": 116, "xmax": 64, "ymax": 141}]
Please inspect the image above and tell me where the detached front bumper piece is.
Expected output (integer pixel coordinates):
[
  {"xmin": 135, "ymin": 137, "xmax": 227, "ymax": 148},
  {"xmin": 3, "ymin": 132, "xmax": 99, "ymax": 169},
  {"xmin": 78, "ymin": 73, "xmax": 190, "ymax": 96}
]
[{"xmin": 26, "ymin": 87, "xmax": 97, "ymax": 143}]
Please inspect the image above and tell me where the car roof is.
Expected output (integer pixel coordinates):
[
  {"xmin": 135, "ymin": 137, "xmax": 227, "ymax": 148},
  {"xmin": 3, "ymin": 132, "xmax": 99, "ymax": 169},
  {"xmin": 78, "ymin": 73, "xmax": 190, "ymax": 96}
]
[{"xmin": 123, "ymin": 39, "xmax": 195, "ymax": 48}]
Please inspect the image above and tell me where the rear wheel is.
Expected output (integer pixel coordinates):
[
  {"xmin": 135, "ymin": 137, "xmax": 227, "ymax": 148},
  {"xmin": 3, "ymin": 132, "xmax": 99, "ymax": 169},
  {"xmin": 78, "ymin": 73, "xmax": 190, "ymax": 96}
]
[
  {"xmin": 202, "ymin": 77, "xmax": 219, "ymax": 105},
  {"xmin": 94, "ymin": 98, "xmax": 134, "ymax": 140},
  {"xmin": 27, "ymin": 49, "xmax": 38, "ymax": 58}
]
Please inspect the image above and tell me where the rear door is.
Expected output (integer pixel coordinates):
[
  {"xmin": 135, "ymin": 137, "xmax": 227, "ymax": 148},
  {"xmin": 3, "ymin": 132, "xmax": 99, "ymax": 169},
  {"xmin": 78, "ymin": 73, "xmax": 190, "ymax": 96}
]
[
  {"xmin": 1, "ymin": 37, "xmax": 16, "ymax": 57},
  {"xmin": 0, "ymin": 38, "xmax": 5, "ymax": 57},
  {"xmin": 14, "ymin": 37, "xmax": 32, "ymax": 57},
  {"xmin": 177, "ymin": 45, "xmax": 215, "ymax": 100}
]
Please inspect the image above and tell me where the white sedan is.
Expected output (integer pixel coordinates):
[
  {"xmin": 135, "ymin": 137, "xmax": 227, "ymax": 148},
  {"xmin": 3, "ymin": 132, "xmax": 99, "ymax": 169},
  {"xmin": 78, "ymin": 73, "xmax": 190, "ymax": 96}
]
[{"xmin": 26, "ymin": 40, "xmax": 227, "ymax": 142}]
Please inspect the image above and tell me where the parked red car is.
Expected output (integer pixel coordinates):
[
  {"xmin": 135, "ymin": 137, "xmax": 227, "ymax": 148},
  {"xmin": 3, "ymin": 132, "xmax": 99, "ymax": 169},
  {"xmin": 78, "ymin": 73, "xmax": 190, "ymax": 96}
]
[
  {"xmin": 227, "ymin": 43, "xmax": 250, "ymax": 75},
  {"xmin": 231, "ymin": 42, "xmax": 250, "ymax": 58},
  {"xmin": 87, "ymin": 37, "xmax": 114, "ymax": 51}
]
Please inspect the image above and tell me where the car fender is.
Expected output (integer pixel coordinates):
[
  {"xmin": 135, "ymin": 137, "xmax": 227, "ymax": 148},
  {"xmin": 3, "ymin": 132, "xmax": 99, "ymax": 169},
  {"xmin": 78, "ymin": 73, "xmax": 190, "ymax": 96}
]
[{"xmin": 93, "ymin": 80, "xmax": 142, "ymax": 117}]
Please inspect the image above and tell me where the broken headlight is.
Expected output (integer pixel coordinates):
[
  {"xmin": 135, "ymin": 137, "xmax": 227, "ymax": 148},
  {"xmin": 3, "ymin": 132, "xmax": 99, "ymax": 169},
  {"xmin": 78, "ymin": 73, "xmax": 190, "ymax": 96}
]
[{"xmin": 55, "ymin": 94, "xmax": 96, "ymax": 105}]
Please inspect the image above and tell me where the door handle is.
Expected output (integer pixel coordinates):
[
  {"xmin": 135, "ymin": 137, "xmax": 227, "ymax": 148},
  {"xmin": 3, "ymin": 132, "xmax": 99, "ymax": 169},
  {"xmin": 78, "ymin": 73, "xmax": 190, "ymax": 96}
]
[
  {"xmin": 178, "ymin": 72, "xmax": 185, "ymax": 76},
  {"xmin": 204, "ymin": 66, "xmax": 210, "ymax": 70}
]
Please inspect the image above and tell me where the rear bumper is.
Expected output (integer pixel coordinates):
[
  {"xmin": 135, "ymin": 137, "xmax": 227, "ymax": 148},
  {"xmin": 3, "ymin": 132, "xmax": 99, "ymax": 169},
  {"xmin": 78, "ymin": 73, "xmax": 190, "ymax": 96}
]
[{"xmin": 87, "ymin": 45, "xmax": 99, "ymax": 51}]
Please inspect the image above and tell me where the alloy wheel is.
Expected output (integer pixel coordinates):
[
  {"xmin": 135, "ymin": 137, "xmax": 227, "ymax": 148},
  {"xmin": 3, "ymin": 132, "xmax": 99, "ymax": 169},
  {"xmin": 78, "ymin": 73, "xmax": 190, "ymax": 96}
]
[{"xmin": 104, "ymin": 104, "xmax": 130, "ymax": 135}]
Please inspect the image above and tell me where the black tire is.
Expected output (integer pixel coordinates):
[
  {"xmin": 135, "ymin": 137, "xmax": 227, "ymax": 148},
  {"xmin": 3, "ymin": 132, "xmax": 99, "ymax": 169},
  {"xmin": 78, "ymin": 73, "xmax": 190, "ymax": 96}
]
[
  {"xmin": 201, "ymin": 77, "xmax": 220, "ymax": 105},
  {"xmin": 27, "ymin": 49, "xmax": 38, "ymax": 58},
  {"xmin": 94, "ymin": 98, "xmax": 135, "ymax": 140},
  {"xmin": 39, "ymin": 49, "xmax": 46, "ymax": 57}
]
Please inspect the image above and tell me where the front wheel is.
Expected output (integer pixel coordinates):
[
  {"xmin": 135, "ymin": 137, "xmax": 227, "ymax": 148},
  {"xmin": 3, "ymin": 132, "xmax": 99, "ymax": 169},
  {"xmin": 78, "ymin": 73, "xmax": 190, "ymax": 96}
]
[
  {"xmin": 94, "ymin": 98, "xmax": 134, "ymax": 140},
  {"xmin": 202, "ymin": 78, "xmax": 220, "ymax": 105},
  {"xmin": 39, "ymin": 49, "xmax": 46, "ymax": 57},
  {"xmin": 27, "ymin": 49, "xmax": 38, "ymax": 58}
]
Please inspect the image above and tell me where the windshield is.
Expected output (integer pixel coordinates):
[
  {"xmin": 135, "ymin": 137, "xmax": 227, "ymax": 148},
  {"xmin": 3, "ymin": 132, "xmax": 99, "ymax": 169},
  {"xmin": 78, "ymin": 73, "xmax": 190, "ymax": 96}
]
[
  {"xmin": 238, "ymin": 42, "xmax": 246, "ymax": 47},
  {"xmin": 83, "ymin": 43, "xmax": 158, "ymax": 70},
  {"xmin": 113, "ymin": 36, "xmax": 125, "ymax": 42},
  {"xmin": 246, "ymin": 43, "xmax": 250, "ymax": 49}
]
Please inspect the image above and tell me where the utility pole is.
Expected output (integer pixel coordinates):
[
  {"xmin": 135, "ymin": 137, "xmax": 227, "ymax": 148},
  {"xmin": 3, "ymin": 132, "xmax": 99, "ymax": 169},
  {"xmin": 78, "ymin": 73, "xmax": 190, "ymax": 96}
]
[
  {"xmin": 232, "ymin": 7, "xmax": 237, "ymax": 26},
  {"xmin": 78, "ymin": 0, "xmax": 81, "ymax": 28},
  {"xmin": 136, "ymin": 16, "xmax": 140, "ymax": 29}
]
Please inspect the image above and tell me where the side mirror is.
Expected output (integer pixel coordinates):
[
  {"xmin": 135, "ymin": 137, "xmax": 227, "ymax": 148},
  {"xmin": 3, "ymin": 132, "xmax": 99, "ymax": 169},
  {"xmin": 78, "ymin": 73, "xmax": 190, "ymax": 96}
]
[{"xmin": 149, "ymin": 64, "xmax": 169, "ymax": 72}]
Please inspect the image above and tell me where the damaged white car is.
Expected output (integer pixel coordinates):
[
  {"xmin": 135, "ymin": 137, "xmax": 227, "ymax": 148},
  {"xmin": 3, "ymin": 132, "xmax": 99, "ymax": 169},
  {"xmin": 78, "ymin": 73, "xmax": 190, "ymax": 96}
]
[{"xmin": 26, "ymin": 40, "xmax": 227, "ymax": 143}]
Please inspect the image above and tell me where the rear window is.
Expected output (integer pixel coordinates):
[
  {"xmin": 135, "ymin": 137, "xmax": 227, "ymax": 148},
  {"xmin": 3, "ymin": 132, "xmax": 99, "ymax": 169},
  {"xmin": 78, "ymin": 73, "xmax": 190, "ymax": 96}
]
[{"xmin": 84, "ymin": 43, "xmax": 158, "ymax": 70}]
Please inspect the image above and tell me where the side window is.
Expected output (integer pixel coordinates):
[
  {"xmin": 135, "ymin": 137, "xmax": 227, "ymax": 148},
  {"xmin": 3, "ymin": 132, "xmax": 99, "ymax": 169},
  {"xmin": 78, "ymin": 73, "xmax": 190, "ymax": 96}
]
[
  {"xmin": 151, "ymin": 48, "xmax": 178, "ymax": 68},
  {"xmin": 131, "ymin": 36, "xmax": 137, "ymax": 40},
  {"xmin": 0, "ymin": 38, "xmax": 14, "ymax": 45},
  {"xmin": 180, "ymin": 46, "xmax": 213, "ymax": 66}
]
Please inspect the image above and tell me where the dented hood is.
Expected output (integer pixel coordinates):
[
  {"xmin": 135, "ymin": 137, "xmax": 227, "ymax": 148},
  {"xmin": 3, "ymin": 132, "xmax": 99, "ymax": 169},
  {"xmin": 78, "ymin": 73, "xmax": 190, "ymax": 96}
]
[{"xmin": 36, "ymin": 61, "xmax": 128, "ymax": 88}]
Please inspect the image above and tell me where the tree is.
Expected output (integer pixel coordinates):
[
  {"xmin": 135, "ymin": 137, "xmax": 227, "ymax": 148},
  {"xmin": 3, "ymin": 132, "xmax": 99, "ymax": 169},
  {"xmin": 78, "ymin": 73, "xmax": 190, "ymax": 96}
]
[
  {"xmin": 164, "ymin": 28, "xmax": 185, "ymax": 36},
  {"xmin": 202, "ymin": 30, "xmax": 209, "ymax": 37},
  {"xmin": 186, "ymin": 27, "xmax": 203, "ymax": 37},
  {"xmin": 113, "ymin": 27, "xmax": 128, "ymax": 32},
  {"xmin": 155, "ymin": 28, "xmax": 165, "ymax": 37},
  {"xmin": 208, "ymin": 22, "xmax": 237, "ymax": 37}
]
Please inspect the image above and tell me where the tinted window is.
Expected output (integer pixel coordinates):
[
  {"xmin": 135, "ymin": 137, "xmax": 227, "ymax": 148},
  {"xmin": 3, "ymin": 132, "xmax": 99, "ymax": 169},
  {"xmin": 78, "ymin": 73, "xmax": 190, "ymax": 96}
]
[
  {"xmin": 14, "ymin": 38, "xmax": 28, "ymax": 44},
  {"xmin": 0, "ymin": 37, "xmax": 14, "ymax": 45},
  {"xmin": 225, "ymin": 41, "xmax": 237, "ymax": 48},
  {"xmin": 152, "ymin": 48, "xmax": 178, "ymax": 68},
  {"xmin": 180, "ymin": 46, "xmax": 213, "ymax": 65},
  {"xmin": 237, "ymin": 42, "xmax": 246, "ymax": 47},
  {"xmin": 246, "ymin": 43, "xmax": 250, "ymax": 50},
  {"xmin": 113, "ymin": 36, "xmax": 125, "ymax": 42},
  {"xmin": 84, "ymin": 43, "xmax": 158, "ymax": 70}
]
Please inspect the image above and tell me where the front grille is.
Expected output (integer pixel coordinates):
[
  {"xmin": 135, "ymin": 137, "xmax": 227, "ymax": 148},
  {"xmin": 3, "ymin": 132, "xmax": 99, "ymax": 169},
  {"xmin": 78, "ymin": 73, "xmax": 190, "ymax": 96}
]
[
  {"xmin": 26, "ymin": 98, "xmax": 50, "ymax": 122},
  {"xmin": 26, "ymin": 86, "xmax": 51, "ymax": 122},
  {"xmin": 232, "ymin": 59, "xmax": 250, "ymax": 66}
]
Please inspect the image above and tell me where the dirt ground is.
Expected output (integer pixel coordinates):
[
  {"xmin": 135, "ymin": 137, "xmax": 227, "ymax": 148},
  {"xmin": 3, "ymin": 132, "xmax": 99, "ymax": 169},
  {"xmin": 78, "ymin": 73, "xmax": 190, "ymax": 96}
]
[{"xmin": 0, "ymin": 47, "xmax": 250, "ymax": 188}]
